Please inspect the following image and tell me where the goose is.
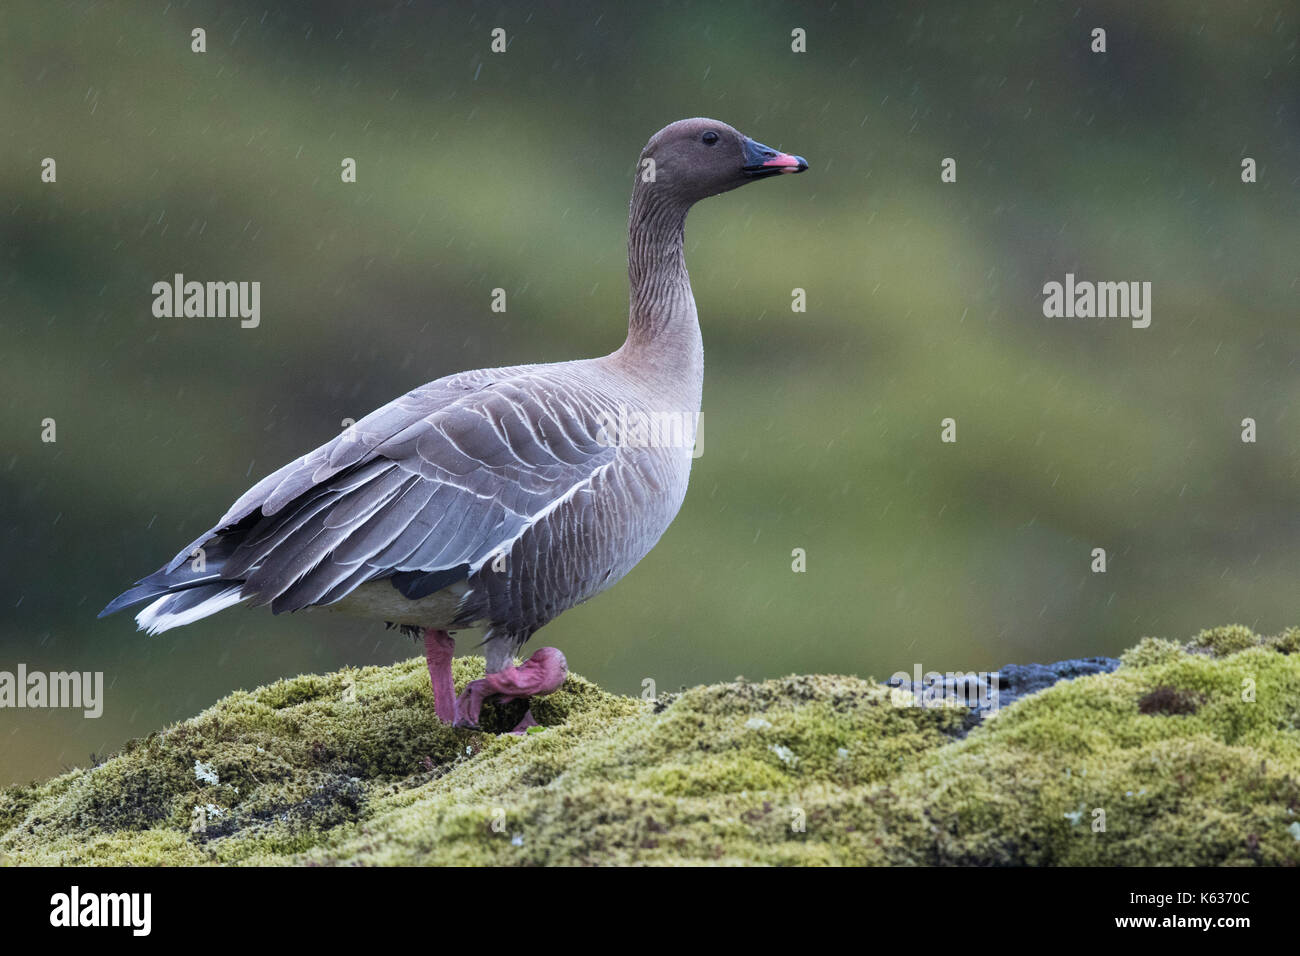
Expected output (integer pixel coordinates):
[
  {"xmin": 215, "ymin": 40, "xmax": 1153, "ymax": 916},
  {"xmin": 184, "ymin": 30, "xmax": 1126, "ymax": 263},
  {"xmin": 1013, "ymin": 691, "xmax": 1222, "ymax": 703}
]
[{"xmin": 100, "ymin": 118, "xmax": 808, "ymax": 731}]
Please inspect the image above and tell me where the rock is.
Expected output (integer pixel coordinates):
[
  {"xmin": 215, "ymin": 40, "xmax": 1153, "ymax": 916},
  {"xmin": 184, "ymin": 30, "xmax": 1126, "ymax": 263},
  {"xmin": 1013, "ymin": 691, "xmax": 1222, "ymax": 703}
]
[
  {"xmin": 994, "ymin": 656, "xmax": 1122, "ymax": 708},
  {"xmin": 883, "ymin": 655, "xmax": 1121, "ymax": 736},
  {"xmin": 2, "ymin": 625, "xmax": 1298, "ymax": 865}
]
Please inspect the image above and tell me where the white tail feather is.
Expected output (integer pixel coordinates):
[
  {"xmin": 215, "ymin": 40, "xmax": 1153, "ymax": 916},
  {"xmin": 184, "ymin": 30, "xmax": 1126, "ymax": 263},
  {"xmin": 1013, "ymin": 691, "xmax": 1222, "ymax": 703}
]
[{"xmin": 136, "ymin": 585, "xmax": 247, "ymax": 635}]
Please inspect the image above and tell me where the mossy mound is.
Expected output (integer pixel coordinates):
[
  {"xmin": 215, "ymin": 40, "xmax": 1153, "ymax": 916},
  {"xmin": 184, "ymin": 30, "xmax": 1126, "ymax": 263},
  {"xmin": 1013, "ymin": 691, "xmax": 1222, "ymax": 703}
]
[{"xmin": 3, "ymin": 626, "xmax": 1299, "ymax": 865}]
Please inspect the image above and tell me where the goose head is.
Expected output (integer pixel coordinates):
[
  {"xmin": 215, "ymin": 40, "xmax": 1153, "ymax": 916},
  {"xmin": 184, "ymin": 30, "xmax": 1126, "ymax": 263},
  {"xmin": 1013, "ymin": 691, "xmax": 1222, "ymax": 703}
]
[{"xmin": 637, "ymin": 117, "xmax": 808, "ymax": 204}]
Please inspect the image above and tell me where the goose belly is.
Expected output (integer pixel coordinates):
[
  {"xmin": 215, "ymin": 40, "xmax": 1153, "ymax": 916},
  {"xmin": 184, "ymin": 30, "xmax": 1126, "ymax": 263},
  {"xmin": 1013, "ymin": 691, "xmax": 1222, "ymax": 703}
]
[
  {"xmin": 577, "ymin": 443, "xmax": 695, "ymax": 601},
  {"xmin": 326, "ymin": 578, "xmax": 473, "ymax": 630}
]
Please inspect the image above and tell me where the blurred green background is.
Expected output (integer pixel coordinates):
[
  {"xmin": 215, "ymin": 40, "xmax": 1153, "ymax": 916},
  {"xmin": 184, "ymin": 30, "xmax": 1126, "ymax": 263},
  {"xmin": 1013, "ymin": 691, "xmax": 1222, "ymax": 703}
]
[{"xmin": 2, "ymin": 1, "xmax": 1297, "ymax": 786}]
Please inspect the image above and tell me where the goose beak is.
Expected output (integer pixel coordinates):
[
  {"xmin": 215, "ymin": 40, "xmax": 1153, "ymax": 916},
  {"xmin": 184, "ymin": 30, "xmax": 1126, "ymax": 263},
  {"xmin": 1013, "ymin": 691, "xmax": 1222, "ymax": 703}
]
[{"xmin": 741, "ymin": 136, "xmax": 809, "ymax": 178}]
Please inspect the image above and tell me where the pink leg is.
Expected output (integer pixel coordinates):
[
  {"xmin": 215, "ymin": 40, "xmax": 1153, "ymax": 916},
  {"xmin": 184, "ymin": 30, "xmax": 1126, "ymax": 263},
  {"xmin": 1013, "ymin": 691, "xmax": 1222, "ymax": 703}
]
[
  {"xmin": 455, "ymin": 647, "xmax": 568, "ymax": 730},
  {"xmin": 423, "ymin": 628, "xmax": 457, "ymax": 724}
]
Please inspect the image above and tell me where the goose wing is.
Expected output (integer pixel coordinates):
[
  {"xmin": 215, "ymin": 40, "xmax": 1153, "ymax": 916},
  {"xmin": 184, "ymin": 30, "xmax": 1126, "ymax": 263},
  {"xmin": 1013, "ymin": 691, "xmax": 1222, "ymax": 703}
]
[{"xmin": 101, "ymin": 363, "xmax": 620, "ymax": 619}]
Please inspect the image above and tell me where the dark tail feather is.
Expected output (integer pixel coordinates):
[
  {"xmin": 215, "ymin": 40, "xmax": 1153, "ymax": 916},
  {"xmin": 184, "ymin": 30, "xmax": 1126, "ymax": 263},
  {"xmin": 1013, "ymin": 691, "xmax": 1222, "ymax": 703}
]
[
  {"xmin": 98, "ymin": 574, "xmax": 173, "ymax": 618},
  {"xmin": 98, "ymin": 567, "xmax": 229, "ymax": 618},
  {"xmin": 390, "ymin": 564, "xmax": 470, "ymax": 600},
  {"xmin": 99, "ymin": 532, "xmax": 246, "ymax": 618}
]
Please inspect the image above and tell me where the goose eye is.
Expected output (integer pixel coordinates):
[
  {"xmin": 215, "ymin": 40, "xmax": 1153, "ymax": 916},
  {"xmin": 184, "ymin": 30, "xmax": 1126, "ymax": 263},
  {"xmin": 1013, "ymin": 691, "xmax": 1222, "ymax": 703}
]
[{"xmin": 701, "ymin": 131, "xmax": 719, "ymax": 145}]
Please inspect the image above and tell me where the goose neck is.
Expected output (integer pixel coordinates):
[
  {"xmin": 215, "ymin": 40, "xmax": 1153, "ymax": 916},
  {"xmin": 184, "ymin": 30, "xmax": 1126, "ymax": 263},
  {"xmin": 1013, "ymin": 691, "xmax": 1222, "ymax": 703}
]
[{"xmin": 624, "ymin": 186, "xmax": 696, "ymax": 350}]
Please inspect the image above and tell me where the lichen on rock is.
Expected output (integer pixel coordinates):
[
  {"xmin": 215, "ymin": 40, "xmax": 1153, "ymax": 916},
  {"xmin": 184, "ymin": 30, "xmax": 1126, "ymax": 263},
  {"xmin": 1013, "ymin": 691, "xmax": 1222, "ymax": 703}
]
[{"xmin": 2, "ymin": 625, "xmax": 1298, "ymax": 865}]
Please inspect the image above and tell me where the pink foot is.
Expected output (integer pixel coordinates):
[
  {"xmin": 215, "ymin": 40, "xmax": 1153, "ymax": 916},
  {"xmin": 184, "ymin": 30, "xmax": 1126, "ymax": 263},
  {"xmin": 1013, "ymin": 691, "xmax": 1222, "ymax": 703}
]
[
  {"xmin": 454, "ymin": 647, "xmax": 568, "ymax": 729},
  {"xmin": 509, "ymin": 710, "xmax": 540, "ymax": 735},
  {"xmin": 423, "ymin": 628, "xmax": 457, "ymax": 724}
]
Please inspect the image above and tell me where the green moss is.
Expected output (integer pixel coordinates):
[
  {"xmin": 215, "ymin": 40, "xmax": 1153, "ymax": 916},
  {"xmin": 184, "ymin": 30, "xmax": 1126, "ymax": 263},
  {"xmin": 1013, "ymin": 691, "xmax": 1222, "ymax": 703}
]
[
  {"xmin": 4, "ymin": 626, "xmax": 1300, "ymax": 865},
  {"xmin": 1189, "ymin": 624, "xmax": 1261, "ymax": 657},
  {"xmin": 1120, "ymin": 637, "xmax": 1185, "ymax": 668},
  {"xmin": 1267, "ymin": 627, "xmax": 1300, "ymax": 655}
]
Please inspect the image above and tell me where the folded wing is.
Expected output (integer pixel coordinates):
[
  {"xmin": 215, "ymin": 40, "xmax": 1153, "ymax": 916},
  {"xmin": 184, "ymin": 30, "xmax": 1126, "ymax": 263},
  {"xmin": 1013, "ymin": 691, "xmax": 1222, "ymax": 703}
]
[{"xmin": 100, "ymin": 364, "xmax": 620, "ymax": 628}]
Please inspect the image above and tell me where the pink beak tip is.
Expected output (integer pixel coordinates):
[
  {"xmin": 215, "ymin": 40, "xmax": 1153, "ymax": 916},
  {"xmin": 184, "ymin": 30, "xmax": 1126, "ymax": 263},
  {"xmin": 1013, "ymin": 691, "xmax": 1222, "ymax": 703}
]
[{"xmin": 762, "ymin": 152, "xmax": 808, "ymax": 172}]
